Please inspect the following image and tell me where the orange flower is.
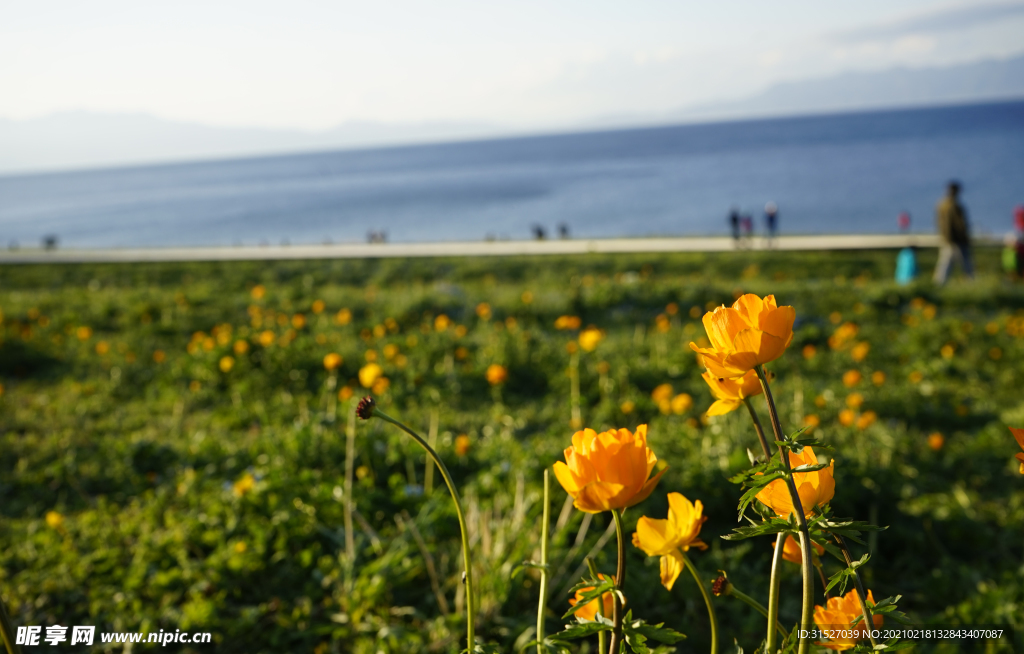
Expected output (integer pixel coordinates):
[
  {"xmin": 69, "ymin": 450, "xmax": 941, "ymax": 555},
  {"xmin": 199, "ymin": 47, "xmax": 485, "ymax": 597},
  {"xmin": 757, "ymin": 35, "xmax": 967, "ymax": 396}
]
[
  {"xmin": 756, "ymin": 447, "xmax": 835, "ymax": 517},
  {"xmin": 455, "ymin": 434, "xmax": 471, "ymax": 456},
  {"xmin": 323, "ymin": 353, "xmax": 343, "ymax": 371},
  {"xmin": 1010, "ymin": 427, "xmax": 1024, "ymax": 474},
  {"xmin": 689, "ymin": 294, "xmax": 795, "ymax": 378},
  {"xmin": 651, "ymin": 384, "xmax": 674, "ymax": 403},
  {"xmin": 632, "ymin": 493, "xmax": 708, "ymax": 590},
  {"xmin": 701, "ymin": 369, "xmax": 763, "ymax": 416},
  {"xmin": 774, "ymin": 534, "xmax": 824, "ymax": 565},
  {"xmin": 802, "ymin": 344, "xmax": 817, "ymax": 359},
  {"xmin": 486, "ymin": 363, "xmax": 508, "ymax": 385},
  {"xmin": 553, "ymin": 425, "xmax": 665, "ymax": 514},
  {"xmin": 842, "ymin": 370, "xmax": 861, "ymax": 387},
  {"xmin": 856, "ymin": 411, "xmax": 877, "ymax": 430},
  {"xmin": 814, "ymin": 589, "xmax": 883, "ymax": 651},
  {"xmin": 569, "ymin": 573, "xmax": 617, "ymax": 622},
  {"xmin": 219, "ymin": 356, "xmax": 235, "ymax": 373},
  {"xmin": 871, "ymin": 371, "xmax": 886, "ymax": 386},
  {"xmin": 850, "ymin": 342, "xmax": 870, "ymax": 362},
  {"xmin": 845, "ymin": 393, "xmax": 863, "ymax": 409},
  {"xmin": 554, "ymin": 315, "xmax": 582, "ymax": 330},
  {"xmin": 927, "ymin": 432, "xmax": 944, "ymax": 451},
  {"xmin": 670, "ymin": 393, "xmax": 692, "ymax": 415},
  {"xmin": 838, "ymin": 409, "xmax": 855, "ymax": 426}
]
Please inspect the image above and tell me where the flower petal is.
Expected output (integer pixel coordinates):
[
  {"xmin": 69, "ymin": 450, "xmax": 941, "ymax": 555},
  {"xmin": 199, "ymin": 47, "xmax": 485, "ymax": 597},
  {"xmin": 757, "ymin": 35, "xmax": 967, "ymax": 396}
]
[
  {"xmin": 627, "ymin": 465, "xmax": 666, "ymax": 508},
  {"xmin": 573, "ymin": 480, "xmax": 627, "ymax": 513},
  {"xmin": 706, "ymin": 399, "xmax": 741, "ymax": 416},
  {"xmin": 634, "ymin": 516, "xmax": 676, "ymax": 556},
  {"xmin": 660, "ymin": 550, "xmax": 685, "ymax": 591}
]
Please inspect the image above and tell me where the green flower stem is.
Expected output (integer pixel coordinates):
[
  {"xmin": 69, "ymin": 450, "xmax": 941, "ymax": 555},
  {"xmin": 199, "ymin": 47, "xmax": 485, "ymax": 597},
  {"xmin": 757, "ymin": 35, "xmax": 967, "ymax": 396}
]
[
  {"xmin": 742, "ymin": 398, "xmax": 773, "ymax": 463},
  {"xmin": 755, "ymin": 365, "xmax": 814, "ymax": 654},
  {"xmin": 343, "ymin": 399, "xmax": 357, "ymax": 585},
  {"xmin": 766, "ymin": 532, "xmax": 786, "ymax": 653},
  {"xmin": 607, "ymin": 509, "xmax": 627, "ymax": 654},
  {"xmin": 0, "ymin": 590, "xmax": 21, "ymax": 654},
  {"xmin": 371, "ymin": 408, "xmax": 476, "ymax": 650},
  {"xmin": 835, "ymin": 535, "xmax": 879, "ymax": 648},
  {"xmin": 585, "ymin": 557, "xmax": 607, "ymax": 654},
  {"xmin": 569, "ymin": 350, "xmax": 581, "ymax": 429},
  {"xmin": 536, "ymin": 469, "xmax": 551, "ymax": 654},
  {"xmin": 724, "ymin": 582, "xmax": 786, "ymax": 636},
  {"xmin": 682, "ymin": 553, "xmax": 718, "ymax": 654}
]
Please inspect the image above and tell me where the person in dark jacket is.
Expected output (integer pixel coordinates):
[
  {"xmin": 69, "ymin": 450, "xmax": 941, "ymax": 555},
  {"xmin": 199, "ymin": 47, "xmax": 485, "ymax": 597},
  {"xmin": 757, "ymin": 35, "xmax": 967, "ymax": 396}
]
[{"xmin": 933, "ymin": 181, "xmax": 973, "ymax": 284}]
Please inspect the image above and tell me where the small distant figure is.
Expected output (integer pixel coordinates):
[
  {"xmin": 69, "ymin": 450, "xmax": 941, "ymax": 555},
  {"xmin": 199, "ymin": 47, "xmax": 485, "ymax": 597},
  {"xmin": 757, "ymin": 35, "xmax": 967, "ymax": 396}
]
[
  {"xmin": 740, "ymin": 213, "xmax": 754, "ymax": 247},
  {"xmin": 933, "ymin": 181, "xmax": 973, "ymax": 284},
  {"xmin": 366, "ymin": 230, "xmax": 388, "ymax": 243},
  {"xmin": 532, "ymin": 225, "xmax": 547, "ymax": 241},
  {"xmin": 895, "ymin": 246, "xmax": 917, "ymax": 285},
  {"xmin": 729, "ymin": 207, "xmax": 740, "ymax": 246},
  {"xmin": 558, "ymin": 223, "xmax": 570, "ymax": 239},
  {"xmin": 897, "ymin": 211, "xmax": 911, "ymax": 233},
  {"xmin": 764, "ymin": 202, "xmax": 778, "ymax": 247},
  {"xmin": 42, "ymin": 235, "xmax": 59, "ymax": 250}
]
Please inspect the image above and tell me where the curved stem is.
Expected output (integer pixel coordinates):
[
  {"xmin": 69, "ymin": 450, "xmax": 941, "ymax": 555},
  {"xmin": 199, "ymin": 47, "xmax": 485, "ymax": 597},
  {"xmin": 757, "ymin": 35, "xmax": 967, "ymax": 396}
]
[
  {"xmin": 585, "ymin": 558, "xmax": 607, "ymax": 654},
  {"xmin": 726, "ymin": 585, "xmax": 787, "ymax": 636},
  {"xmin": 536, "ymin": 470, "xmax": 551, "ymax": 654},
  {"xmin": 373, "ymin": 409, "xmax": 476, "ymax": 651},
  {"xmin": 742, "ymin": 397, "xmax": 773, "ymax": 461},
  {"xmin": 755, "ymin": 365, "xmax": 814, "ymax": 654},
  {"xmin": 607, "ymin": 510, "xmax": 627, "ymax": 654},
  {"xmin": 766, "ymin": 532, "xmax": 786, "ymax": 653},
  {"xmin": 682, "ymin": 553, "xmax": 718, "ymax": 654},
  {"xmin": 0, "ymin": 589, "xmax": 21, "ymax": 654},
  {"xmin": 835, "ymin": 535, "xmax": 879, "ymax": 648}
]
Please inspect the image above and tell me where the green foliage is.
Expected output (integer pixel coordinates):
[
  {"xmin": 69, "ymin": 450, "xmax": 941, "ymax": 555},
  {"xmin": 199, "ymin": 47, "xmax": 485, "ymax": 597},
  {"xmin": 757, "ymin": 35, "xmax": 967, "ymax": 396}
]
[{"xmin": 0, "ymin": 248, "xmax": 1022, "ymax": 653}]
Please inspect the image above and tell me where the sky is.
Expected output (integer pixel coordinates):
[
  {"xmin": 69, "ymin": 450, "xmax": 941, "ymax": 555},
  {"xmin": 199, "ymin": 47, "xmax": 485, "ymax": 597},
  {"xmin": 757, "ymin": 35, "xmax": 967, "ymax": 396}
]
[{"xmin": 2, "ymin": 0, "xmax": 1024, "ymax": 131}]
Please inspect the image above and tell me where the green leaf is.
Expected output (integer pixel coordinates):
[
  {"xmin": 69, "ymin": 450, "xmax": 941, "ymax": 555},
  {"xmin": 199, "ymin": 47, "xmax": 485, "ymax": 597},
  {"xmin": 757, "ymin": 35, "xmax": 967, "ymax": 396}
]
[
  {"xmin": 721, "ymin": 517, "xmax": 794, "ymax": 541},
  {"xmin": 561, "ymin": 577, "xmax": 615, "ymax": 619},
  {"xmin": 791, "ymin": 462, "xmax": 830, "ymax": 473},
  {"xmin": 549, "ymin": 620, "xmax": 612, "ymax": 640},
  {"xmin": 627, "ymin": 620, "xmax": 686, "ymax": 644},
  {"xmin": 511, "ymin": 560, "xmax": 550, "ymax": 579}
]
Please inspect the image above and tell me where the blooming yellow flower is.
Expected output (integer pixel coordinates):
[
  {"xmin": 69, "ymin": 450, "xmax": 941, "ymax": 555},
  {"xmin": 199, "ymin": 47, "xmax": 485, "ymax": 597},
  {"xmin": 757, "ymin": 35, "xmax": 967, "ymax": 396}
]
[
  {"xmin": 371, "ymin": 376, "xmax": 390, "ymax": 395},
  {"xmin": 850, "ymin": 341, "xmax": 870, "ymax": 362},
  {"xmin": 845, "ymin": 393, "xmax": 863, "ymax": 409},
  {"xmin": 578, "ymin": 328, "xmax": 604, "ymax": 352},
  {"xmin": 259, "ymin": 330, "xmax": 275, "ymax": 347},
  {"xmin": 842, "ymin": 370, "xmax": 861, "ymax": 387},
  {"xmin": 651, "ymin": 384, "xmax": 674, "ymax": 403},
  {"xmin": 670, "ymin": 393, "xmax": 692, "ymax": 415},
  {"xmin": 455, "ymin": 434, "xmax": 471, "ymax": 456},
  {"xmin": 359, "ymin": 363, "xmax": 383, "ymax": 388},
  {"xmin": 871, "ymin": 371, "xmax": 886, "ymax": 385},
  {"xmin": 553, "ymin": 425, "xmax": 665, "ymax": 514},
  {"xmin": 234, "ymin": 340, "xmax": 249, "ymax": 355},
  {"xmin": 476, "ymin": 302, "xmax": 492, "ymax": 320},
  {"xmin": 689, "ymin": 294, "xmax": 795, "ymax": 378},
  {"xmin": 813, "ymin": 589, "xmax": 883, "ymax": 651},
  {"xmin": 554, "ymin": 315, "xmax": 582, "ymax": 330},
  {"xmin": 323, "ymin": 352, "xmax": 343, "ymax": 371},
  {"xmin": 334, "ymin": 308, "xmax": 352, "ymax": 325},
  {"xmin": 569, "ymin": 573, "xmax": 617, "ymax": 622},
  {"xmin": 233, "ymin": 473, "xmax": 255, "ymax": 497},
  {"xmin": 802, "ymin": 344, "xmax": 817, "ymax": 359},
  {"xmin": 756, "ymin": 447, "xmax": 835, "ymax": 517},
  {"xmin": 1010, "ymin": 427, "xmax": 1024, "ymax": 474},
  {"xmin": 435, "ymin": 314, "xmax": 451, "ymax": 331},
  {"xmin": 774, "ymin": 534, "xmax": 824, "ymax": 565},
  {"xmin": 927, "ymin": 432, "xmax": 944, "ymax": 451},
  {"xmin": 632, "ymin": 493, "xmax": 707, "ymax": 590},
  {"xmin": 486, "ymin": 363, "xmax": 508, "ymax": 385},
  {"xmin": 311, "ymin": 299, "xmax": 325, "ymax": 314},
  {"xmin": 219, "ymin": 356, "xmax": 235, "ymax": 373},
  {"xmin": 856, "ymin": 410, "xmax": 877, "ymax": 430},
  {"xmin": 45, "ymin": 511, "xmax": 64, "ymax": 529},
  {"xmin": 338, "ymin": 386, "xmax": 354, "ymax": 401},
  {"xmin": 701, "ymin": 369, "xmax": 763, "ymax": 416}
]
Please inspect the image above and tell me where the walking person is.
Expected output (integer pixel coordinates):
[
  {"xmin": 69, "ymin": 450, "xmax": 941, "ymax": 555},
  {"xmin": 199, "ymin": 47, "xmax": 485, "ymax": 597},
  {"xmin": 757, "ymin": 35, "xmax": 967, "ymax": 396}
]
[
  {"xmin": 933, "ymin": 181, "xmax": 974, "ymax": 284},
  {"xmin": 764, "ymin": 202, "xmax": 778, "ymax": 247},
  {"xmin": 729, "ymin": 207, "xmax": 740, "ymax": 247}
]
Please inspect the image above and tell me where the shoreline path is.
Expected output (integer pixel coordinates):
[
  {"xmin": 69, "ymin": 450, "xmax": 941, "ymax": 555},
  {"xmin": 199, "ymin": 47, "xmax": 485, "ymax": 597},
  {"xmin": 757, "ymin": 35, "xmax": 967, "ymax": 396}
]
[{"xmin": 0, "ymin": 234, "xmax": 955, "ymax": 264}]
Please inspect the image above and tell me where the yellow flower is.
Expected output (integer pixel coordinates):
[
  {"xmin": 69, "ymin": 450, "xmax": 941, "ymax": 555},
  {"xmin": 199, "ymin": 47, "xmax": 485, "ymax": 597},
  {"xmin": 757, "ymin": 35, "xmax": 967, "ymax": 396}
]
[
  {"xmin": 455, "ymin": 434, "xmax": 471, "ymax": 456},
  {"xmin": 250, "ymin": 284, "xmax": 266, "ymax": 299},
  {"xmin": 338, "ymin": 386, "xmax": 354, "ymax": 401},
  {"xmin": 259, "ymin": 330, "xmax": 275, "ymax": 347},
  {"xmin": 486, "ymin": 363, "xmax": 508, "ymax": 385},
  {"xmin": 814, "ymin": 589, "xmax": 883, "ymax": 651},
  {"xmin": 927, "ymin": 432, "xmax": 945, "ymax": 451},
  {"xmin": 234, "ymin": 340, "xmax": 249, "ymax": 355},
  {"xmin": 701, "ymin": 369, "xmax": 763, "ymax": 416},
  {"xmin": 842, "ymin": 370, "xmax": 861, "ymax": 387},
  {"xmin": 219, "ymin": 356, "xmax": 235, "ymax": 373},
  {"xmin": 845, "ymin": 393, "xmax": 863, "ymax": 409},
  {"xmin": 838, "ymin": 409, "xmax": 855, "ymax": 426},
  {"xmin": 578, "ymin": 328, "xmax": 604, "ymax": 352},
  {"xmin": 45, "ymin": 511, "xmax": 64, "ymax": 530},
  {"xmin": 851, "ymin": 341, "xmax": 870, "ymax": 362},
  {"xmin": 233, "ymin": 473, "xmax": 255, "ymax": 497},
  {"xmin": 871, "ymin": 371, "xmax": 886, "ymax": 385},
  {"xmin": 651, "ymin": 384, "xmax": 674, "ymax": 403},
  {"xmin": 152, "ymin": 350, "xmax": 166, "ymax": 363},
  {"xmin": 756, "ymin": 447, "xmax": 835, "ymax": 517},
  {"xmin": 569, "ymin": 573, "xmax": 617, "ymax": 622},
  {"xmin": 476, "ymin": 302, "xmax": 492, "ymax": 320},
  {"xmin": 1010, "ymin": 427, "xmax": 1024, "ymax": 474},
  {"xmin": 802, "ymin": 344, "xmax": 817, "ymax": 359},
  {"xmin": 359, "ymin": 363, "xmax": 383, "ymax": 388},
  {"xmin": 323, "ymin": 352, "xmax": 343, "ymax": 371},
  {"xmin": 620, "ymin": 400, "xmax": 635, "ymax": 414},
  {"xmin": 689, "ymin": 294, "xmax": 795, "ymax": 378},
  {"xmin": 856, "ymin": 410, "xmax": 877, "ymax": 430},
  {"xmin": 291, "ymin": 313, "xmax": 306, "ymax": 329},
  {"xmin": 371, "ymin": 376, "xmax": 390, "ymax": 395},
  {"xmin": 334, "ymin": 308, "xmax": 352, "ymax": 325},
  {"xmin": 554, "ymin": 315, "xmax": 582, "ymax": 330},
  {"xmin": 311, "ymin": 299, "xmax": 325, "ymax": 314},
  {"xmin": 670, "ymin": 393, "xmax": 692, "ymax": 415},
  {"xmin": 632, "ymin": 493, "xmax": 708, "ymax": 590},
  {"xmin": 774, "ymin": 534, "xmax": 824, "ymax": 565},
  {"xmin": 553, "ymin": 425, "xmax": 665, "ymax": 514}
]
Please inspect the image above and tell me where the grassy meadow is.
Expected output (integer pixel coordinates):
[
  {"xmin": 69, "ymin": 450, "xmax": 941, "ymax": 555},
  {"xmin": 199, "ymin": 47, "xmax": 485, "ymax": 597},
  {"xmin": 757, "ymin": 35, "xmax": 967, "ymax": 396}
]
[{"xmin": 0, "ymin": 248, "xmax": 1023, "ymax": 653}]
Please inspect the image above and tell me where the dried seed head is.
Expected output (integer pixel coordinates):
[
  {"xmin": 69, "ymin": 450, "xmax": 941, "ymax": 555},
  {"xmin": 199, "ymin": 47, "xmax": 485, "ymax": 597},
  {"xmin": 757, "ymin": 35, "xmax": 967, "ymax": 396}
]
[{"xmin": 356, "ymin": 396, "xmax": 376, "ymax": 420}]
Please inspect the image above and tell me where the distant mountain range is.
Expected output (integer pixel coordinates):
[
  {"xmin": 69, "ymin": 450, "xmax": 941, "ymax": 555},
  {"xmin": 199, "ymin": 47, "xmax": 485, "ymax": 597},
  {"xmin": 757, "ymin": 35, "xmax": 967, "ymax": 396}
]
[{"xmin": 2, "ymin": 54, "xmax": 1023, "ymax": 175}]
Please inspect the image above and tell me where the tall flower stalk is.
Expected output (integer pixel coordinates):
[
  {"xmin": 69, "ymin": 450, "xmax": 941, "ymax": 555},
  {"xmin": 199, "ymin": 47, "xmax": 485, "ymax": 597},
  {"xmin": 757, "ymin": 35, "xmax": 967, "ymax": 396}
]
[
  {"xmin": 356, "ymin": 397, "xmax": 476, "ymax": 650},
  {"xmin": 536, "ymin": 470, "xmax": 551, "ymax": 654},
  {"xmin": 0, "ymin": 593, "xmax": 21, "ymax": 654}
]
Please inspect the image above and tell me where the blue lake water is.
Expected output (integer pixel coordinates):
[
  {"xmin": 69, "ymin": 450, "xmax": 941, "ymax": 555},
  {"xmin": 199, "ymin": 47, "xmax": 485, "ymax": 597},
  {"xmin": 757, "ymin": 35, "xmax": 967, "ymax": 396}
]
[{"xmin": 1, "ymin": 100, "xmax": 1023, "ymax": 248}]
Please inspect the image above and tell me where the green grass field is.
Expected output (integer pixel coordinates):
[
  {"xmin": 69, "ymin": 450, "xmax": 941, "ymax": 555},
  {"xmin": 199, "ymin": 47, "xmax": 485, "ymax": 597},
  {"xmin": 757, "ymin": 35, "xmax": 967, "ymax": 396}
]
[{"xmin": 1, "ymin": 248, "xmax": 1022, "ymax": 653}]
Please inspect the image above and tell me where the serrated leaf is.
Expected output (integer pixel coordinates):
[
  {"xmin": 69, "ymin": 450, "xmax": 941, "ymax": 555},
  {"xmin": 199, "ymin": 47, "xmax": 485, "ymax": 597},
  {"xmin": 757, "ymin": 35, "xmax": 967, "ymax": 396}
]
[
  {"xmin": 549, "ymin": 621, "xmax": 612, "ymax": 640},
  {"xmin": 561, "ymin": 578, "xmax": 615, "ymax": 619},
  {"xmin": 627, "ymin": 621, "xmax": 687, "ymax": 644}
]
